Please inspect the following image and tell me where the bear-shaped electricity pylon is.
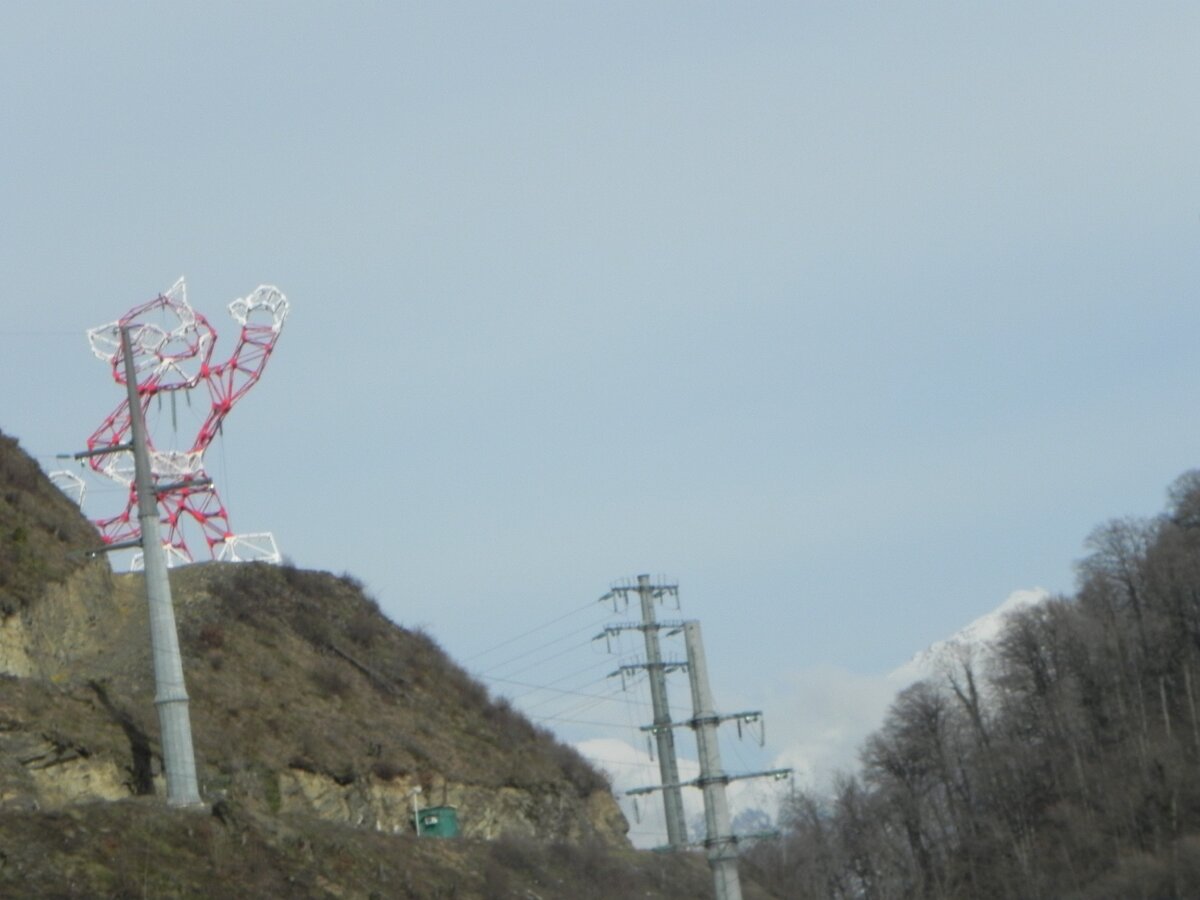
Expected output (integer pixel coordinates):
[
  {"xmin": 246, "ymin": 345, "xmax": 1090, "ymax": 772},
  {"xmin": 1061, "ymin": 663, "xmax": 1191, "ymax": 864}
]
[{"xmin": 66, "ymin": 278, "xmax": 289, "ymax": 568}]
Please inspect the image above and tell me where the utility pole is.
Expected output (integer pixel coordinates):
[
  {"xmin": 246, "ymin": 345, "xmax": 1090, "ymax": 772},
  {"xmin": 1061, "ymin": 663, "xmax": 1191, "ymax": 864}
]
[
  {"xmin": 684, "ymin": 619, "xmax": 741, "ymax": 900},
  {"xmin": 115, "ymin": 326, "xmax": 202, "ymax": 807},
  {"xmin": 599, "ymin": 575, "xmax": 688, "ymax": 848},
  {"xmin": 600, "ymin": 579, "xmax": 792, "ymax": 870},
  {"xmin": 636, "ymin": 575, "xmax": 688, "ymax": 849}
]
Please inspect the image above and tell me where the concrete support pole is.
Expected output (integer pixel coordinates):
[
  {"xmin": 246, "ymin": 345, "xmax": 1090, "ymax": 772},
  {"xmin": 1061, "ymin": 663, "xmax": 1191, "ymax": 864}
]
[
  {"xmin": 683, "ymin": 620, "xmax": 742, "ymax": 900},
  {"xmin": 121, "ymin": 327, "xmax": 202, "ymax": 808},
  {"xmin": 637, "ymin": 574, "xmax": 687, "ymax": 849}
]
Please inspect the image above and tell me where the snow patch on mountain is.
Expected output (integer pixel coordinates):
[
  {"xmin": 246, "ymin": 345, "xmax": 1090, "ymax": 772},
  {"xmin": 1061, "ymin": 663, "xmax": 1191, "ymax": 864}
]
[{"xmin": 888, "ymin": 587, "xmax": 1050, "ymax": 687}]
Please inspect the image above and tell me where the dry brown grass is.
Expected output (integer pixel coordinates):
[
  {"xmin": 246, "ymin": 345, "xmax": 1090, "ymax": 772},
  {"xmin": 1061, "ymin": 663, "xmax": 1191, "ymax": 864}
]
[
  {"xmin": 0, "ymin": 798, "xmax": 723, "ymax": 900},
  {"xmin": 0, "ymin": 430, "xmax": 100, "ymax": 614}
]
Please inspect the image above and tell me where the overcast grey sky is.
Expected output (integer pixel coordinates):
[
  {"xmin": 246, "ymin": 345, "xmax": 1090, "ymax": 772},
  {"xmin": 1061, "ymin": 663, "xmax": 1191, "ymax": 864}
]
[{"xmin": 4, "ymin": 2, "xmax": 1200, "ymax": 841}]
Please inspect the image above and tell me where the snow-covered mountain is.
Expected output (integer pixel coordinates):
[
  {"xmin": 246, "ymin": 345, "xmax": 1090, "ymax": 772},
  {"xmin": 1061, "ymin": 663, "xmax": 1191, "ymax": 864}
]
[
  {"xmin": 887, "ymin": 587, "xmax": 1050, "ymax": 687},
  {"xmin": 765, "ymin": 588, "xmax": 1054, "ymax": 795}
]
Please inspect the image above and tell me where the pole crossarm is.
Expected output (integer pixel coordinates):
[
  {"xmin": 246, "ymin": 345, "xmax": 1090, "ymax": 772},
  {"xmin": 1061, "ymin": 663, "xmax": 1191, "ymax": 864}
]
[
  {"xmin": 154, "ymin": 476, "xmax": 214, "ymax": 494},
  {"xmin": 626, "ymin": 766, "xmax": 792, "ymax": 798},
  {"xmin": 593, "ymin": 619, "xmax": 687, "ymax": 640},
  {"xmin": 65, "ymin": 443, "xmax": 134, "ymax": 459},
  {"xmin": 641, "ymin": 709, "xmax": 764, "ymax": 732},
  {"xmin": 85, "ymin": 538, "xmax": 145, "ymax": 556},
  {"xmin": 626, "ymin": 782, "xmax": 691, "ymax": 797},
  {"xmin": 598, "ymin": 582, "xmax": 679, "ymax": 610},
  {"xmin": 604, "ymin": 583, "xmax": 678, "ymax": 596},
  {"xmin": 608, "ymin": 660, "xmax": 688, "ymax": 679},
  {"xmin": 726, "ymin": 767, "xmax": 793, "ymax": 785}
]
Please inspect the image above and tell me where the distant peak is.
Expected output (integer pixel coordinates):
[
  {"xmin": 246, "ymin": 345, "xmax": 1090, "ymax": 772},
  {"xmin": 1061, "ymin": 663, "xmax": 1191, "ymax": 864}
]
[{"xmin": 888, "ymin": 587, "xmax": 1050, "ymax": 686}]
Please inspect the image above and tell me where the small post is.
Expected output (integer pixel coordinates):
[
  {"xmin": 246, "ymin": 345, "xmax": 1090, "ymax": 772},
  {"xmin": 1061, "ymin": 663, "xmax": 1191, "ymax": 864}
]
[
  {"xmin": 410, "ymin": 785, "xmax": 423, "ymax": 835},
  {"xmin": 121, "ymin": 326, "xmax": 202, "ymax": 808}
]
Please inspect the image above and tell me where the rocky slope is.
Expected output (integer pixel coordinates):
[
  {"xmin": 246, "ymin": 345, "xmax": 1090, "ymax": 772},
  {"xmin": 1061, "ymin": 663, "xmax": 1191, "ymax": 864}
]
[
  {"xmin": 0, "ymin": 560, "xmax": 628, "ymax": 844},
  {"xmin": 0, "ymin": 429, "xmax": 765, "ymax": 898}
]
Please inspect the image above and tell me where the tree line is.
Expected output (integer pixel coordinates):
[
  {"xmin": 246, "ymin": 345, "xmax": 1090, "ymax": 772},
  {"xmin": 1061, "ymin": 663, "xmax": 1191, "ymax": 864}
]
[{"xmin": 745, "ymin": 472, "xmax": 1200, "ymax": 899}]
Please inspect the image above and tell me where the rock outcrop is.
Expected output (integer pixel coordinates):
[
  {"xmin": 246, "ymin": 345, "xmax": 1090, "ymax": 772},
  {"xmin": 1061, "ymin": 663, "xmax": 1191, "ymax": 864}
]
[{"xmin": 0, "ymin": 429, "xmax": 628, "ymax": 850}]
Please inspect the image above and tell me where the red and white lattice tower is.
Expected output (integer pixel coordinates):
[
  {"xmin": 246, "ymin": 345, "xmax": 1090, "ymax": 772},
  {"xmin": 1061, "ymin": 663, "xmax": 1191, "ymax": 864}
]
[{"xmin": 67, "ymin": 278, "xmax": 289, "ymax": 568}]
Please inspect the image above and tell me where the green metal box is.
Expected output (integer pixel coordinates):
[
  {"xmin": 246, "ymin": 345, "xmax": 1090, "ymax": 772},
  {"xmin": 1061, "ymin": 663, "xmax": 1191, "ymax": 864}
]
[{"xmin": 417, "ymin": 805, "xmax": 459, "ymax": 838}]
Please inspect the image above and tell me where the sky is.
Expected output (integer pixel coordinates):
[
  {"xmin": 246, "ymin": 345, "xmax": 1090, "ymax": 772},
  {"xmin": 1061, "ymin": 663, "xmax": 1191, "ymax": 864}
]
[{"xmin": 3, "ymin": 2, "xmax": 1200, "ymax": 846}]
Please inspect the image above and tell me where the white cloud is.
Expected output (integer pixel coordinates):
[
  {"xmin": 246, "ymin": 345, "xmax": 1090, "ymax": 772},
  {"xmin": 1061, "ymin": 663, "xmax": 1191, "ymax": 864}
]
[
  {"xmin": 576, "ymin": 737, "xmax": 702, "ymax": 849},
  {"xmin": 760, "ymin": 665, "xmax": 898, "ymax": 790}
]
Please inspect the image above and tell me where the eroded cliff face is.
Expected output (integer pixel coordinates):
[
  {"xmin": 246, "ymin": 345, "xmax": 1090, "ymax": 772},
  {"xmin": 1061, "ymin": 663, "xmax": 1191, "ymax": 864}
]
[
  {"xmin": 276, "ymin": 768, "xmax": 627, "ymax": 844},
  {"xmin": 0, "ymin": 561, "xmax": 119, "ymax": 680},
  {"xmin": 0, "ymin": 558, "xmax": 629, "ymax": 848}
]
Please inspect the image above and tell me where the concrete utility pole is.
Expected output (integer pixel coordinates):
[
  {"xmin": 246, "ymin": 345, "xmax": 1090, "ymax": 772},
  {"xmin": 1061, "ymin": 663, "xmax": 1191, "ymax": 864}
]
[
  {"xmin": 636, "ymin": 574, "xmax": 688, "ymax": 848},
  {"xmin": 120, "ymin": 326, "xmax": 202, "ymax": 807},
  {"xmin": 683, "ymin": 620, "xmax": 741, "ymax": 900},
  {"xmin": 600, "ymin": 578, "xmax": 792, "ymax": 864},
  {"xmin": 599, "ymin": 576, "xmax": 688, "ymax": 849}
]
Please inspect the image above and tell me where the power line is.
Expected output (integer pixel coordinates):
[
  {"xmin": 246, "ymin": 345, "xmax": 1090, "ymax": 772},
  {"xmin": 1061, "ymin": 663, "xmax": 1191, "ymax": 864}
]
[
  {"xmin": 514, "ymin": 671, "xmax": 621, "ymax": 713},
  {"xmin": 578, "ymin": 755, "xmax": 662, "ymax": 769},
  {"xmin": 525, "ymin": 713, "xmax": 645, "ymax": 729},
  {"xmin": 490, "ymin": 635, "xmax": 607, "ymax": 681},
  {"xmin": 531, "ymin": 684, "xmax": 631, "ymax": 725},
  {"xmin": 464, "ymin": 598, "xmax": 601, "ymax": 663},
  {"xmin": 477, "ymin": 617, "xmax": 610, "ymax": 676},
  {"xmin": 482, "ymin": 670, "xmax": 628, "ymax": 706}
]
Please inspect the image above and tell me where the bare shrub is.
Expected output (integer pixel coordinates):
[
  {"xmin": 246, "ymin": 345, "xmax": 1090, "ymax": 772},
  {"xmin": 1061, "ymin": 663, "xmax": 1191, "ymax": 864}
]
[
  {"xmin": 292, "ymin": 607, "xmax": 334, "ymax": 649},
  {"xmin": 544, "ymin": 735, "xmax": 609, "ymax": 796},
  {"xmin": 370, "ymin": 759, "xmax": 406, "ymax": 781},
  {"xmin": 309, "ymin": 660, "xmax": 351, "ymax": 698},
  {"xmin": 346, "ymin": 610, "xmax": 384, "ymax": 647},
  {"xmin": 479, "ymin": 857, "xmax": 512, "ymax": 900},
  {"xmin": 488, "ymin": 832, "xmax": 540, "ymax": 877}
]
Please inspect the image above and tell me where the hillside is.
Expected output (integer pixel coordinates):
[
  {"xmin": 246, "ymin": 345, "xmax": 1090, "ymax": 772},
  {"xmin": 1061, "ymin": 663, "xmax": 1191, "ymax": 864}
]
[
  {"xmin": 0, "ymin": 431, "xmax": 99, "ymax": 615},
  {"xmin": 747, "ymin": 470, "xmax": 1200, "ymax": 899},
  {"xmin": 0, "ymin": 429, "xmax": 761, "ymax": 899}
]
